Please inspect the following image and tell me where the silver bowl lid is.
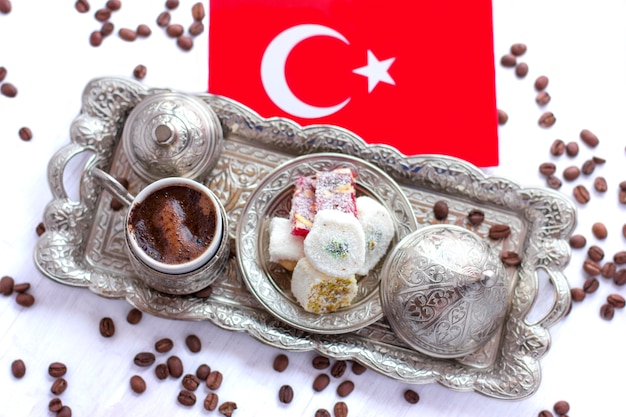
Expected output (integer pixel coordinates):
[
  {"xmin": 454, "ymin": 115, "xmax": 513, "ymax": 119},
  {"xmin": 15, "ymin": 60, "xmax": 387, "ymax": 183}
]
[
  {"xmin": 380, "ymin": 224, "xmax": 509, "ymax": 358},
  {"xmin": 122, "ymin": 92, "xmax": 223, "ymax": 182}
]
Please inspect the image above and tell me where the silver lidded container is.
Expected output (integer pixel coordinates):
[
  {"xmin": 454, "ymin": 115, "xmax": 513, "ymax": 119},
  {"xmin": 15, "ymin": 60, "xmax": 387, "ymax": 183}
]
[{"xmin": 380, "ymin": 224, "xmax": 509, "ymax": 358}]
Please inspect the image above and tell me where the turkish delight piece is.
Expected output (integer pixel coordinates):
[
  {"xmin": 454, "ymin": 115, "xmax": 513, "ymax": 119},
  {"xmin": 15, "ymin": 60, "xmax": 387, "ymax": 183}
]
[
  {"xmin": 289, "ymin": 175, "xmax": 316, "ymax": 237},
  {"xmin": 314, "ymin": 168, "xmax": 357, "ymax": 216},
  {"xmin": 355, "ymin": 196, "xmax": 395, "ymax": 276},
  {"xmin": 268, "ymin": 217, "xmax": 304, "ymax": 271}
]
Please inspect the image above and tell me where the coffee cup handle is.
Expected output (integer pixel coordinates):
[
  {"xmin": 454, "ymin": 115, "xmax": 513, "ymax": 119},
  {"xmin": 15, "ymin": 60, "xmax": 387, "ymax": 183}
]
[
  {"xmin": 531, "ymin": 266, "xmax": 572, "ymax": 329},
  {"xmin": 91, "ymin": 167, "xmax": 135, "ymax": 207}
]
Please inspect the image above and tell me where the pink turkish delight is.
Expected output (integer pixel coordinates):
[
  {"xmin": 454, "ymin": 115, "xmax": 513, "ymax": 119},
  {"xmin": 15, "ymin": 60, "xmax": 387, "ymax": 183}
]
[
  {"xmin": 314, "ymin": 168, "xmax": 357, "ymax": 216},
  {"xmin": 289, "ymin": 175, "xmax": 316, "ymax": 237}
]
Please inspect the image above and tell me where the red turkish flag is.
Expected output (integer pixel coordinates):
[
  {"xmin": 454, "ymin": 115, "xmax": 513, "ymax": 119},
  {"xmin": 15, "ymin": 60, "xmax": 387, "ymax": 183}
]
[{"xmin": 208, "ymin": 0, "xmax": 499, "ymax": 167}]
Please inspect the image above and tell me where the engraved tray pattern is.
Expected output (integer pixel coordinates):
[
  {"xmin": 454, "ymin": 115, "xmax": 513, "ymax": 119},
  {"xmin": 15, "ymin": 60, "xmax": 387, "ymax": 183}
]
[{"xmin": 35, "ymin": 77, "xmax": 576, "ymax": 400}]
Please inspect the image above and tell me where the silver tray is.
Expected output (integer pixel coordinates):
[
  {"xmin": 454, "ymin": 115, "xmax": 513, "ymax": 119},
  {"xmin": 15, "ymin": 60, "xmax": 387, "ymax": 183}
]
[{"xmin": 35, "ymin": 77, "xmax": 576, "ymax": 400}]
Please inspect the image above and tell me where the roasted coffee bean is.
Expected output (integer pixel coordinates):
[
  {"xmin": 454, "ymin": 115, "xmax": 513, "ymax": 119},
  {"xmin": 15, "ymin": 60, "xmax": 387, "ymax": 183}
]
[
  {"xmin": 16, "ymin": 293, "xmax": 35, "ymax": 307},
  {"xmin": 136, "ymin": 24, "xmax": 151, "ymax": 37},
  {"xmin": 563, "ymin": 166, "xmax": 580, "ymax": 181},
  {"xmin": 592, "ymin": 222, "xmax": 607, "ymax": 239},
  {"xmin": 580, "ymin": 129, "xmax": 599, "ymax": 147},
  {"xmin": 18, "ymin": 127, "xmax": 32, "ymax": 141},
  {"xmin": 539, "ymin": 162, "xmax": 556, "ymax": 176},
  {"xmin": 623, "ymin": 223, "xmax": 626, "ymax": 238},
  {"xmin": 583, "ymin": 277, "xmax": 599, "ymax": 293},
  {"xmin": 351, "ymin": 361, "xmax": 367, "ymax": 375},
  {"xmin": 75, "ymin": 0, "xmax": 90, "ymax": 13},
  {"xmin": 570, "ymin": 287, "xmax": 585, "ymax": 302},
  {"xmin": 36, "ymin": 222, "xmax": 46, "ymax": 236},
  {"xmin": 167, "ymin": 355, "xmax": 183, "ymax": 378},
  {"xmin": 185, "ymin": 334, "xmax": 201, "ymax": 352},
  {"xmin": 331, "ymin": 360, "xmax": 347, "ymax": 378},
  {"xmin": 600, "ymin": 303, "xmax": 615, "ymax": 320},
  {"xmin": 13, "ymin": 283, "xmax": 30, "ymax": 293},
  {"xmin": 219, "ymin": 401, "xmax": 237, "ymax": 417},
  {"xmin": 49, "ymin": 398, "xmax": 63, "ymax": 412},
  {"xmin": 614, "ymin": 251, "xmax": 626, "ymax": 265},
  {"xmin": 100, "ymin": 21, "xmax": 114, "ymax": 36},
  {"xmin": 333, "ymin": 401, "xmax": 348, "ymax": 417},
  {"xmin": 49, "ymin": 362, "xmax": 67, "ymax": 377},
  {"xmin": 581, "ymin": 159, "xmax": 595, "ymax": 175},
  {"xmin": 583, "ymin": 259, "xmax": 601, "ymax": 276},
  {"xmin": 614, "ymin": 268, "xmax": 626, "ymax": 286},
  {"xmin": 130, "ymin": 375, "xmax": 146, "ymax": 394},
  {"xmin": 538, "ymin": 112, "xmax": 556, "ymax": 128},
  {"xmin": 500, "ymin": 54, "xmax": 516, "ymax": 67},
  {"xmin": 601, "ymin": 262, "xmax": 616, "ymax": 278},
  {"xmin": 467, "ymin": 209, "xmax": 485, "ymax": 225},
  {"xmin": 554, "ymin": 400, "xmax": 570, "ymax": 415},
  {"xmin": 312, "ymin": 373, "xmax": 330, "ymax": 392},
  {"xmin": 192, "ymin": 2, "xmax": 205, "ymax": 21},
  {"xmin": 94, "ymin": 8, "xmax": 111, "ymax": 22},
  {"xmin": 404, "ymin": 389, "xmax": 420, "ymax": 404},
  {"xmin": 51, "ymin": 378, "xmax": 68, "ymax": 395},
  {"xmin": 608, "ymin": 294, "xmax": 626, "ymax": 309},
  {"xmin": 182, "ymin": 374, "xmax": 201, "ymax": 391},
  {"xmin": 157, "ymin": 11, "xmax": 171, "ymax": 27},
  {"xmin": 0, "ymin": 275, "xmax": 14, "ymax": 295},
  {"xmin": 489, "ymin": 224, "xmax": 511, "ymax": 240},
  {"xmin": 550, "ymin": 139, "xmax": 565, "ymax": 156},
  {"xmin": 90, "ymin": 30, "xmax": 103, "ymax": 47},
  {"xmin": 312, "ymin": 355, "xmax": 330, "ymax": 369},
  {"xmin": 515, "ymin": 62, "xmax": 528, "ymax": 78},
  {"xmin": 573, "ymin": 185, "xmax": 590, "ymax": 204},
  {"xmin": 119, "ymin": 28, "xmax": 137, "ymax": 41},
  {"xmin": 278, "ymin": 384, "xmax": 294, "ymax": 403},
  {"xmin": 194, "ymin": 285, "xmax": 214, "ymax": 298},
  {"xmin": 620, "ymin": 190, "xmax": 626, "ymax": 205},
  {"xmin": 166, "ymin": 0, "xmax": 179, "ymax": 9},
  {"xmin": 155, "ymin": 338, "xmax": 174, "ymax": 353},
  {"xmin": 273, "ymin": 354, "xmax": 289, "ymax": 372},
  {"xmin": 99, "ymin": 317, "xmax": 115, "ymax": 337},
  {"xmin": 510, "ymin": 43, "xmax": 527, "ymax": 56},
  {"xmin": 134, "ymin": 352, "xmax": 155, "ymax": 367},
  {"xmin": 315, "ymin": 409, "xmax": 331, "ymax": 417},
  {"xmin": 189, "ymin": 365, "xmax": 207, "ymax": 382},
  {"xmin": 433, "ymin": 200, "xmax": 449, "ymax": 220},
  {"xmin": 535, "ymin": 91, "xmax": 551, "ymax": 106},
  {"xmin": 106, "ymin": 0, "xmax": 120, "ymax": 10},
  {"xmin": 587, "ymin": 245, "xmax": 604, "ymax": 262},
  {"xmin": 538, "ymin": 411, "xmax": 554, "ymax": 417},
  {"xmin": 133, "ymin": 64, "xmax": 147, "ymax": 80},
  {"xmin": 189, "ymin": 21, "xmax": 204, "ymax": 36},
  {"xmin": 57, "ymin": 406, "xmax": 72, "ymax": 417},
  {"xmin": 0, "ymin": 66, "xmax": 6, "ymax": 83},
  {"xmin": 178, "ymin": 390, "xmax": 196, "ymax": 406},
  {"xmin": 565, "ymin": 141, "xmax": 579, "ymax": 157},
  {"xmin": 177, "ymin": 35, "xmax": 193, "ymax": 51},
  {"xmin": 1, "ymin": 83, "xmax": 17, "ymax": 97},
  {"xmin": 155, "ymin": 363, "xmax": 169, "ymax": 379},
  {"xmin": 204, "ymin": 392, "xmax": 219, "ymax": 411},
  {"xmin": 569, "ymin": 234, "xmax": 586, "ymax": 249},
  {"xmin": 534, "ymin": 75, "xmax": 549, "ymax": 91},
  {"xmin": 592, "ymin": 155, "xmax": 606, "ymax": 164},
  {"xmin": 126, "ymin": 308, "xmax": 142, "ymax": 324},
  {"xmin": 206, "ymin": 370, "xmax": 223, "ymax": 390},
  {"xmin": 594, "ymin": 176, "xmax": 608, "ymax": 193},
  {"xmin": 497, "ymin": 109, "xmax": 508, "ymax": 125},
  {"xmin": 336, "ymin": 380, "xmax": 354, "ymax": 397},
  {"xmin": 11, "ymin": 359, "xmax": 25, "ymax": 378},
  {"xmin": 500, "ymin": 251, "xmax": 522, "ymax": 267},
  {"xmin": 166, "ymin": 24, "xmax": 184, "ymax": 37}
]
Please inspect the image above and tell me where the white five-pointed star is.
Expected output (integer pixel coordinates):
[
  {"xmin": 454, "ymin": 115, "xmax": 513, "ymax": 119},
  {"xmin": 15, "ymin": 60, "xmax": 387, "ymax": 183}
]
[{"xmin": 352, "ymin": 50, "xmax": 396, "ymax": 93}]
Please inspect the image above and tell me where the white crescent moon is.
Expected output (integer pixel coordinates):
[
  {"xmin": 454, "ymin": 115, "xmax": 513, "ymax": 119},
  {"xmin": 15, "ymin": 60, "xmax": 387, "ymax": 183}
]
[{"xmin": 261, "ymin": 24, "xmax": 350, "ymax": 119}]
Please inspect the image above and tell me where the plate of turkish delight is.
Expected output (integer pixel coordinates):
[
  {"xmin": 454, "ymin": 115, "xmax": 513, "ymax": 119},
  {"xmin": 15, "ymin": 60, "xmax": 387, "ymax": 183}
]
[{"xmin": 236, "ymin": 153, "xmax": 417, "ymax": 334}]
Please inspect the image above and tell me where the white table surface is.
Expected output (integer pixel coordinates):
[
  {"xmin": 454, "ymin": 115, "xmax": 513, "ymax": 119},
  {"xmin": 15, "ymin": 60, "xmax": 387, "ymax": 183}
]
[{"xmin": 1, "ymin": 1, "xmax": 625, "ymax": 416}]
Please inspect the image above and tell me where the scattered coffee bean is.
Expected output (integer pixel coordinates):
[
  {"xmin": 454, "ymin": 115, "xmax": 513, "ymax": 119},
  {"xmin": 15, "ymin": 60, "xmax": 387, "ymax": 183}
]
[
  {"xmin": 488, "ymin": 224, "xmax": 511, "ymax": 240},
  {"xmin": 219, "ymin": 401, "xmax": 237, "ymax": 417},
  {"xmin": 36, "ymin": 222, "xmax": 46, "ymax": 236},
  {"xmin": 312, "ymin": 355, "xmax": 330, "ymax": 369},
  {"xmin": 313, "ymin": 373, "xmax": 330, "ymax": 392},
  {"xmin": 13, "ymin": 283, "xmax": 30, "ymax": 293},
  {"xmin": 94, "ymin": 8, "xmax": 111, "ymax": 22},
  {"xmin": 404, "ymin": 389, "xmax": 420, "ymax": 404},
  {"xmin": 550, "ymin": 139, "xmax": 565, "ymax": 156},
  {"xmin": 614, "ymin": 251, "xmax": 626, "ymax": 265},
  {"xmin": 620, "ymin": 181, "xmax": 626, "ymax": 191},
  {"xmin": 433, "ymin": 200, "xmax": 449, "ymax": 220},
  {"xmin": 592, "ymin": 222, "xmax": 607, "ymax": 239},
  {"xmin": 182, "ymin": 374, "xmax": 201, "ymax": 391},
  {"xmin": 497, "ymin": 109, "xmax": 508, "ymax": 125},
  {"xmin": 119, "ymin": 28, "xmax": 138, "ymax": 41},
  {"xmin": 133, "ymin": 64, "xmax": 147, "ymax": 80},
  {"xmin": 623, "ymin": 223, "xmax": 626, "ymax": 238},
  {"xmin": 570, "ymin": 287, "xmax": 585, "ymax": 302},
  {"xmin": 569, "ymin": 234, "xmax": 586, "ymax": 249},
  {"xmin": 16, "ymin": 293, "xmax": 35, "ymax": 307},
  {"xmin": 538, "ymin": 112, "xmax": 556, "ymax": 128},
  {"xmin": 592, "ymin": 155, "xmax": 606, "ymax": 164},
  {"xmin": 515, "ymin": 62, "xmax": 528, "ymax": 78},
  {"xmin": 565, "ymin": 141, "xmax": 579, "ymax": 157},
  {"xmin": 581, "ymin": 159, "xmax": 595, "ymax": 175},
  {"xmin": 99, "ymin": 317, "xmax": 115, "ymax": 337},
  {"xmin": 614, "ymin": 268, "xmax": 626, "ymax": 285},
  {"xmin": 583, "ymin": 277, "xmax": 599, "ymax": 293},
  {"xmin": 573, "ymin": 184, "xmax": 590, "ymax": 204},
  {"xmin": 75, "ymin": 0, "xmax": 90, "ymax": 13},
  {"xmin": 177, "ymin": 35, "xmax": 193, "ymax": 51},
  {"xmin": 539, "ymin": 162, "xmax": 556, "ymax": 176},
  {"xmin": 547, "ymin": 176, "xmax": 561, "ymax": 191},
  {"xmin": 204, "ymin": 392, "xmax": 219, "ymax": 411},
  {"xmin": 583, "ymin": 259, "xmax": 601, "ymax": 276},
  {"xmin": 136, "ymin": 24, "xmax": 151, "ymax": 37},
  {"xmin": 315, "ymin": 409, "xmax": 331, "ymax": 417},
  {"xmin": 57, "ymin": 406, "xmax": 72, "ymax": 417},
  {"xmin": 500, "ymin": 54, "xmax": 516, "ymax": 67},
  {"xmin": 49, "ymin": 362, "xmax": 67, "ymax": 377},
  {"xmin": 130, "ymin": 375, "xmax": 146, "ymax": 394},
  {"xmin": 500, "ymin": 251, "xmax": 522, "ymax": 267},
  {"xmin": 155, "ymin": 363, "xmax": 169, "ymax": 380},
  {"xmin": 608, "ymin": 294, "xmax": 626, "ymax": 308},
  {"xmin": 189, "ymin": 21, "xmax": 204, "ymax": 36},
  {"xmin": 166, "ymin": 0, "xmax": 179, "ymax": 9},
  {"xmin": 18, "ymin": 127, "xmax": 32, "ymax": 141},
  {"xmin": 155, "ymin": 338, "xmax": 174, "ymax": 353},
  {"xmin": 11, "ymin": 359, "xmax": 25, "ymax": 378},
  {"xmin": 510, "ymin": 43, "xmax": 527, "ymax": 56},
  {"xmin": 534, "ymin": 75, "xmax": 549, "ymax": 91},
  {"xmin": 538, "ymin": 411, "xmax": 554, "ymax": 417},
  {"xmin": 554, "ymin": 401, "xmax": 570, "ymax": 415},
  {"xmin": 178, "ymin": 390, "xmax": 196, "ymax": 406},
  {"xmin": 90, "ymin": 31, "xmax": 103, "ymax": 47},
  {"xmin": 51, "ymin": 377, "xmax": 68, "ymax": 395},
  {"xmin": 601, "ymin": 262, "xmax": 616, "ymax": 278},
  {"xmin": 126, "ymin": 308, "xmax": 142, "ymax": 324},
  {"xmin": 336, "ymin": 380, "xmax": 355, "ymax": 397},
  {"xmin": 192, "ymin": 2, "xmax": 205, "ymax": 21},
  {"xmin": 1, "ymin": 83, "xmax": 17, "ymax": 97},
  {"xmin": 620, "ymin": 190, "xmax": 626, "ymax": 205},
  {"xmin": 563, "ymin": 166, "xmax": 580, "ymax": 181},
  {"xmin": 206, "ymin": 370, "xmax": 223, "ymax": 390},
  {"xmin": 196, "ymin": 364, "xmax": 211, "ymax": 380},
  {"xmin": 580, "ymin": 129, "xmax": 599, "ymax": 147},
  {"xmin": 278, "ymin": 384, "xmax": 294, "ymax": 403},
  {"xmin": 185, "ymin": 334, "xmax": 202, "ymax": 352},
  {"xmin": 194, "ymin": 285, "xmax": 213, "ymax": 298},
  {"xmin": 157, "ymin": 11, "xmax": 171, "ymax": 27},
  {"xmin": 467, "ymin": 209, "xmax": 485, "ymax": 226},
  {"xmin": 167, "ymin": 355, "xmax": 183, "ymax": 378},
  {"xmin": 594, "ymin": 176, "xmax": 608, "ymax": 193},
  {"xmin": 587, "ymin": 245, "xmax": 604, "ymax": 262},
  {"xmin": 49, "ymin": 398, "xmax": 63, "ymax": 413},
  {"xmin": 273, "ymin": 354, "xmax": 289, "ymax": 372},
  {"xmin": 166, "ymin": 23, "xmax": 184, "ymax": 38},
  {"xmin": 101, "ymin": 21, "xmax": 114, "ymax": 37},
  {"xmin": 600, "ymin": 303, "xmax": 615, "ymax": 320},
  {"xmin": 351, "ymin": 361, "xmax": 367, "ymax": 375},
  {"xmin": 0, "ymin": 66, "xmax": 6, "ymax": 83},
  {"xmin": 134, "ymin": 352, "xmax": 156, "ymax": 367},
  {"xmin": 331, "ymin": 360, "xmax": 347, "ymax": 378},
  {"xmin": 0, "ymin": 275, "xmax": 14, "ymax": 295},
  {"xmin": 333, "ymin": 401, "xmax": 348, "ymax": 417},
  {"xmin": 535, "ymin": 91, "xmax": 551, "ymax": 106},
  {"xmin": 106, "ymin": 0, "xmax": 121, "ymax": 10}
]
